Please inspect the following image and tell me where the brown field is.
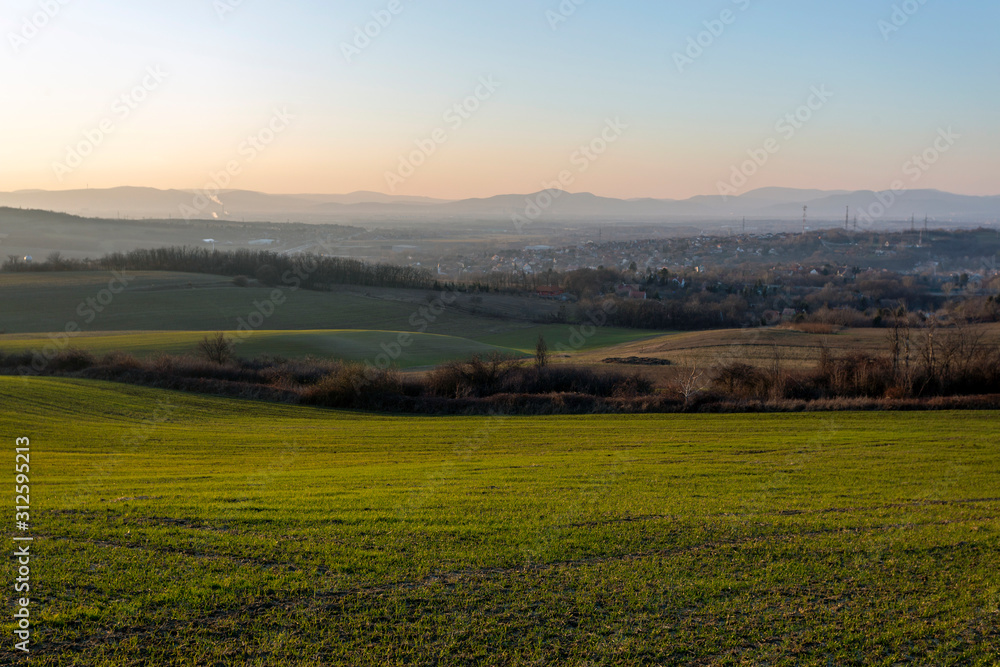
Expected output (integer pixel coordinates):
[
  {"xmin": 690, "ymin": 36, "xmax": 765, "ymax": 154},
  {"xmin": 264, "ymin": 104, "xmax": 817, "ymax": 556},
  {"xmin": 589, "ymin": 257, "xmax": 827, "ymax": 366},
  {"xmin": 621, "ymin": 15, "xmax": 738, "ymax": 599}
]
[{"xmin": 574, "ymin": 323, "xmax": 1000, "ymax": 384}]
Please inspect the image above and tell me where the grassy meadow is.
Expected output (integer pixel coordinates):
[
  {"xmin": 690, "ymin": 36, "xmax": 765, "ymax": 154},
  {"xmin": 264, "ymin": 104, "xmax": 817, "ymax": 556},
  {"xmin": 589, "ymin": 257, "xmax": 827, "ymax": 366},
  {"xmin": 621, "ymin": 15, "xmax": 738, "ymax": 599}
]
[
  {"xmin": 0, "ymin": 271, "xmax": 506, "ymax": 337},
  {"xmin": 1, "ymin": 377, "xmax": 997, "ymax": 665},
  {"xmin": 0, "ymin": 272, "xmax": 656, "ymax": 365},
  {"xmin": 0, "ymin": 330, "xmax": 525, "ymax": 369}
]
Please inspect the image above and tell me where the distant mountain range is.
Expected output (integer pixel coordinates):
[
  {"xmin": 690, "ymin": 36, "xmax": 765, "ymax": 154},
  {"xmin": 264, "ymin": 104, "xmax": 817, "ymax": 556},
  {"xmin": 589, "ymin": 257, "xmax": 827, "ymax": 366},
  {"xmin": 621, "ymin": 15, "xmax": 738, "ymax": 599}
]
[{"xmin": 1, "ymin": 186, "xmax": 998, "ymax": 226}]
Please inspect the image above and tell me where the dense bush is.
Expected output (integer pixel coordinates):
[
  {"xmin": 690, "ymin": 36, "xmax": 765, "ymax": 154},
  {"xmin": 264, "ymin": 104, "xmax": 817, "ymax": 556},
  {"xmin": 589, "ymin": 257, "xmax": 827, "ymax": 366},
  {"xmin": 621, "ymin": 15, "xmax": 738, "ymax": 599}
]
[
  {"xmin": 47, "ymin": 348, "xmax": 96, "ymax": 372},
  {"xmin": 3, "ymin": 323, "xmax": 1000, "ymax": 413},
  {"xmin": 426, "ymin": 354, "xmax": 522, "ymax": 398},
  {"xmin": 712, "ymin": 363, "xmax": 774, "ymax": 400},
  {"xmin": 300, "ymin": 364, "xmax": 401, "ymax": 409},
  {"xmin": 815, "ymin": 353, "xmax": 895, "ymax": 398},
  {"xmin": 426, "ymin": 354, "xmax": 655, "ymax": 399}
]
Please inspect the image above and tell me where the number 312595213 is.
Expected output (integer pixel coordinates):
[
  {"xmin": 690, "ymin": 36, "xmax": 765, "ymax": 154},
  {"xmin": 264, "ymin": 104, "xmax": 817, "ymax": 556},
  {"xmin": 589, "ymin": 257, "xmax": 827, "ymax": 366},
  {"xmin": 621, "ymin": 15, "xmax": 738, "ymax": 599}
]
[{"xmin": 15, "ymin": 438, "xmax": 30, "ymax": 510}]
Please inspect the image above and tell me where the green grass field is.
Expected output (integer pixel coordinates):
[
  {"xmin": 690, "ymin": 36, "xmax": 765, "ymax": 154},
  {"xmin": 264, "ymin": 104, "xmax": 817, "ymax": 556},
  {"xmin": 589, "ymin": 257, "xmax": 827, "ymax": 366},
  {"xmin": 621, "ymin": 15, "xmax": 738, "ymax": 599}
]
[
  {"xmin": 1, "ymin": 377, "xmax": 997, "ymax": 665},
  {"xmin": 0, "ymin": 272, "xmax": 658, "ymax": 363},
  {"xmin": 0, "ymin": 330, "xmax": 526, "ymax": 369},
  {"xmin": 478, "ymin": 324, "xmax": 666, "ymax": 355},
  {"xmin": 0, "ymin": 326, "xmax": 649, "ymax": 367},
  {"xmin": 0, "ymin": 271, "xmax": 503, "ymax": 337}
]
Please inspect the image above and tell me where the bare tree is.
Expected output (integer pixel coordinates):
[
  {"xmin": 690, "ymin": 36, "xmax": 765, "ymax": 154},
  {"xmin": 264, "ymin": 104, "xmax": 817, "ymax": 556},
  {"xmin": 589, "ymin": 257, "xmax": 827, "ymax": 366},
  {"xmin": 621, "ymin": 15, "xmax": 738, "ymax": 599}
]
[
  {"xmin": 198, "ymin": 332, "xmax": 234, "ymax": 365},
  {"xmin": 534, "ymin": 334, "xmax": 549, "ymax": 369},
  {"xmin": 767, "ymin": 342, "xmax": 786, "ymax": 400},
  {"xmin": 675, "ymin": 364, "xmax": 709, "ymax": 409},
  {"xmin": 915, "ymin": 317, "xmax": 940, "ymax": 394},
  {"xmin": 885, "ymin": 303, "xmax": 913, "ymax": 392}
]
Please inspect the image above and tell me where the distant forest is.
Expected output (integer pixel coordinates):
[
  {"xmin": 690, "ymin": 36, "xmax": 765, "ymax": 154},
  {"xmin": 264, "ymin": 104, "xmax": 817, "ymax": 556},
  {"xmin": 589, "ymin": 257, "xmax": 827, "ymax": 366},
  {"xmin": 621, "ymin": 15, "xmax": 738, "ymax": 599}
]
[
  {"xmin": 5, "ymin": 240, "xmax": 1000, "ymax": 332},
  {"xmin": 3, "ymin": 246, "xmax": 433, "ymax": 291}
]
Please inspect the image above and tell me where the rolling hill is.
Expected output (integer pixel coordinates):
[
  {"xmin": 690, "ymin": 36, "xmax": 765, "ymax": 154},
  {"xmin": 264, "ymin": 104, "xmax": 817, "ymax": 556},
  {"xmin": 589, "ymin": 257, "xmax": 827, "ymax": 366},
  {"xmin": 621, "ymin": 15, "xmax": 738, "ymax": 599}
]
[
  {"xmin": 0, "ymin": 271, "xmax": 658, "ymax": 364},
  {"xmin": 3, "ymin": 186, "xmax": 998, "ymax": 225},
  {"xmin": 2, "ymin": 376, "xmax": 997, "ymax": 664}
]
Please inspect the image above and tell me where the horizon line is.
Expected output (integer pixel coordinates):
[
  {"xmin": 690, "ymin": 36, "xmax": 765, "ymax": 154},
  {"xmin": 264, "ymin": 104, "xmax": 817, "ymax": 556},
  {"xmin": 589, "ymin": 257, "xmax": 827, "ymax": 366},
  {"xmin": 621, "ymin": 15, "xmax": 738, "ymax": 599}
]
[{"xmin": 5, "ymin": 185, "xmax": 1000, "ymax": 201}]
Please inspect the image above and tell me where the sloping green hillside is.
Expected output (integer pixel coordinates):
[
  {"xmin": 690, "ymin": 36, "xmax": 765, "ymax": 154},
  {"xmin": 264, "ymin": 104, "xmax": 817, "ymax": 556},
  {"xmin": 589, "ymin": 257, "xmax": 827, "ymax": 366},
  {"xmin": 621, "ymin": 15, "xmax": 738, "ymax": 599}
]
[
  {"xmin": 1, "ymin": 377, "xmax": 997, "ymax": 665},
  {"xmin": 0, "ymin": 272, "xmax": 656, "ymax": 356},
  {"xmin": 0, "ymin": 329, "xmax": 524, "ymax": 368}
]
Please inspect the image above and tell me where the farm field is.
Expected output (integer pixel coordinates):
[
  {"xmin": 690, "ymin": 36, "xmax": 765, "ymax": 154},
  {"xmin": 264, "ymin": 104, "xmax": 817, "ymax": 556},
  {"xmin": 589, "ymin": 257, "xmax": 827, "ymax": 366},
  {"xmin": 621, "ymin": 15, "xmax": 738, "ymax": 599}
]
[
  {"xmin": 0, "ymin": 272, "xmax": 656, "ymax": 360},
  {"xmin": 0, "ymin": 325, "xmax": 653, "ymax": 367},
  {"xmin": 585, "ymin": 324, "xmax": 1000, "ymax": 370},
  {"xmin": 0, "ymin": 330, "xmax": 526, "ymax": 369},
  {"xmin": 478, "ymin": 324, "xmax": 666, "ymax": 355},
  {"xmin": 0, "ymin": 271, "xmax": 505, "ymax": 336},
  {"xmin": 1, "ymin": 377, "xmax": 997, "ymax": 665}
]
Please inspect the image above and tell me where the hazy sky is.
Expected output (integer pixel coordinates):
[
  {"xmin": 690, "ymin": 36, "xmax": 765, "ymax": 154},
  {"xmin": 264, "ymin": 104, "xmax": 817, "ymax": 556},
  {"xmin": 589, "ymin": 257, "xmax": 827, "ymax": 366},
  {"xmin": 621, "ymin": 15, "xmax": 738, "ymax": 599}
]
[{"xmin": 2, "ymin": 0, "xmax": 997, "ymax": 199}]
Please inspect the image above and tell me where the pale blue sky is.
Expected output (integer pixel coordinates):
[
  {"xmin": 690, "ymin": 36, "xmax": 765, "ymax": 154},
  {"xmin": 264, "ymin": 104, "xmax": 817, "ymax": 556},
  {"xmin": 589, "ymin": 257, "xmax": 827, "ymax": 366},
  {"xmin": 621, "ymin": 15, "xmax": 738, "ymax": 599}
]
[{"xmin": 2, "ymin": 0, "xmax": 997, "ymax": 198}]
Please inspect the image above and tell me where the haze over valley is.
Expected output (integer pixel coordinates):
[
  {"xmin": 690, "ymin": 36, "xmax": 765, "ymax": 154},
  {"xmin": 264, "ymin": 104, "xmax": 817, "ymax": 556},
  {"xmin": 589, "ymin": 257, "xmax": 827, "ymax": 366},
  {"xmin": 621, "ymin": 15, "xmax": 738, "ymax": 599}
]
[
  {"xmin": 3, "ymin": 186, "xmax": 999, "ymax": 227},
  {"xmin": 3, "ymin": 1, "xmax": 999, "ymax": 664}
]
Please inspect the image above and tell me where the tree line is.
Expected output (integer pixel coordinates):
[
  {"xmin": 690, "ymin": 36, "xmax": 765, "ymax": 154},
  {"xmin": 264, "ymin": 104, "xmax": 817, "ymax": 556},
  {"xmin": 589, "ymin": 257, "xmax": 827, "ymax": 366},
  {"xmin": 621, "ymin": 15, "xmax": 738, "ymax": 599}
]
[{"xmin": 3, "ymin": 247, "xmax": 433, "ymax": 291}]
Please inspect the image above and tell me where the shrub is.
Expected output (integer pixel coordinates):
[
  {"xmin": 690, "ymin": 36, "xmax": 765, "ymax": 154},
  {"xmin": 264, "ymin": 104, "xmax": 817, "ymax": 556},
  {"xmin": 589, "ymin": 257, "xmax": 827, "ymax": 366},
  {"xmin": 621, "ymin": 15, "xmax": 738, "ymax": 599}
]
[
  {"xmin": 48, "ymin": 348, "xmax": 96, "ymax": 372},
  {"xmin": 426, "ymin": 353, "xmax": 521, "ymax": 398},
  {"xmin": 0, "ymin": 351, "xmax": 35, "ymax": 370},
  {"xmin": 426, "ymin": 357, "xmax": 654, "ymax": 399},
  {"xmin": 712, "ymin": 363, "xmax": 772, "ymax": 400},
  {"xmin": 610, "ymin": 373, "xmax": 655, "ymax": 399},
  {"xmin": 150, "ymin": 353, "xmax": 175, "ymax": 375},
  {"xmin": 816, "ymin": 353, "xmax": 894, "ymax": 398},
  {"xmin": 300, "ymin": 363, "xmax": 401, "ymax": 409},
  {"xmin": 98, "ymin": 351, "xmax": 142, "ymax": 370}
]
